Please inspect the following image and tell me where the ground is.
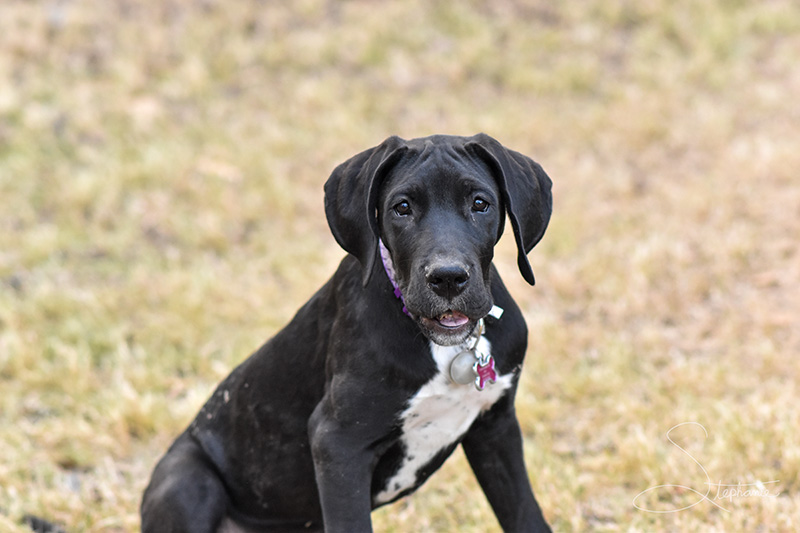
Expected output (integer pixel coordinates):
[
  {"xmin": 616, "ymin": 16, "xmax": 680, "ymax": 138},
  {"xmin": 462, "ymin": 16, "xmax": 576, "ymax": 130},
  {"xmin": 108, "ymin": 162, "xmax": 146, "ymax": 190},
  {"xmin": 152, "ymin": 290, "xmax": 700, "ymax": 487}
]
[{"xmin": 1, "ymin": 1, "xmax": 799, "ymax": 531}]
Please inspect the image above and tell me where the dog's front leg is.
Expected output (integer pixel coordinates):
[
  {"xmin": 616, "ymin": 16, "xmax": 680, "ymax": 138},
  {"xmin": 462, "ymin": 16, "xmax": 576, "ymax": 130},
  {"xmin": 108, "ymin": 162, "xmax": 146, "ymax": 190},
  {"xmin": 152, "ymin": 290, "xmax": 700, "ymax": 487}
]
[
  {"xmin": 462, "ymin": 394, "xmax": 552, "ymax": 533},
  {"xmin": 308, "ymin": 399, "xmax": 376, "ymax": 533}
]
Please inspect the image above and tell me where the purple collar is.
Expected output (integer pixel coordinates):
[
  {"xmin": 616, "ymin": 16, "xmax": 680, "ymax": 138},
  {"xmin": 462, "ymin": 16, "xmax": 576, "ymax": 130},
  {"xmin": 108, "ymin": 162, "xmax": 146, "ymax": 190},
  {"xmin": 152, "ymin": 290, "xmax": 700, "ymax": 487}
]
[{"xmin": 378, "ymin": 239, "xmax": 411, "ymax": 317}]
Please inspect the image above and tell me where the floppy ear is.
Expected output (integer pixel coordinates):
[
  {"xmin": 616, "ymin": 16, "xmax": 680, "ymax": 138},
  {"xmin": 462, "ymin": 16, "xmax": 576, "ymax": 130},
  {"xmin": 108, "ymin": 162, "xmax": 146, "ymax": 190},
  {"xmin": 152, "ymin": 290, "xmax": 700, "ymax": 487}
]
[
  {"xmin": 324, "ymin": 136, "xmax": 408, "ymax": 286},
  {"xmin": 466, "ymin": 133, "xmax": 553, "ymax": 285}
]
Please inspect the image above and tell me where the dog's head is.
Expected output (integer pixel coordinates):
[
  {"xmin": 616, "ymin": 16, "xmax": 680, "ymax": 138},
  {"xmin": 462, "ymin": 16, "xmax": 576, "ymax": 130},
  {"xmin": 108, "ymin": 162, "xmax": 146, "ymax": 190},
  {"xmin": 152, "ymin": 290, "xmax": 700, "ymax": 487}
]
[{"xmin": 325, "ymin": 134, "xmax": 552, "ymax": 345}]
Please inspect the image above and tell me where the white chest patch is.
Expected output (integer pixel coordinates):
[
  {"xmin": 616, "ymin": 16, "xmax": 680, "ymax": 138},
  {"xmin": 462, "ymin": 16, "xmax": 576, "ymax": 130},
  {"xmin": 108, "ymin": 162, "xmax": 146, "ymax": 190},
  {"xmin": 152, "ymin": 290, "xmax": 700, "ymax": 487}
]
[{"xmin": 374, "ymin": 336, "xmax": 513, "ymax": 505}]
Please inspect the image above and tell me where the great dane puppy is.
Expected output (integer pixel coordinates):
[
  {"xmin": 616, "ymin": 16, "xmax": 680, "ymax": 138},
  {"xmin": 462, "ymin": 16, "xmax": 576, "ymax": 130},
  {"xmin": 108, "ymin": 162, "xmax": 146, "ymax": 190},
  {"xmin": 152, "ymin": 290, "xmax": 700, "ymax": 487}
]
[{"xmin": 141, "ymin": 134, "xmax": 553, "ymax": 532}]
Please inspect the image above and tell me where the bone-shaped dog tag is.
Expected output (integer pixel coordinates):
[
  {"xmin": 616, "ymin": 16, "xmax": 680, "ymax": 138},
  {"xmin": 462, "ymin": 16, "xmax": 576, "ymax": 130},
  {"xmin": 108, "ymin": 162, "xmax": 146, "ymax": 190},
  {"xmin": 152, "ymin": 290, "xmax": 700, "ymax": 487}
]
[{"xmin": 473, "ymin": 352, "xmax": 497, "ymax": 391}]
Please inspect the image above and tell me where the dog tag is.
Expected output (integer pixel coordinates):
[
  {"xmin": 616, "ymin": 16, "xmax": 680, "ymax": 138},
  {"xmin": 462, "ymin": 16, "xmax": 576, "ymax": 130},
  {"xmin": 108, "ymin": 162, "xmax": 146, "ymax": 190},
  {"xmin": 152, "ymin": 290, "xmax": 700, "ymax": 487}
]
[
  {"xmin": 449, "ymin": 350, "xmax": 478, "ymax": 385},
  {"xmin": 474, "ymin": 354, "xmax": 497, "ymax": 391},
  {"xmin": 448, "ymin": 318, "xmax": 497, "ymax": 390}
]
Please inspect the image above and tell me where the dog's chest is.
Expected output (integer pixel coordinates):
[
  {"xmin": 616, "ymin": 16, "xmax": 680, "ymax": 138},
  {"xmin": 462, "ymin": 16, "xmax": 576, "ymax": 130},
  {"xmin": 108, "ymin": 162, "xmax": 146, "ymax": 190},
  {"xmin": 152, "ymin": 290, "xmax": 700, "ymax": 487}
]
[{"xmin": 374, "ymin": 336, "xmax": 513, "ymax": 505}]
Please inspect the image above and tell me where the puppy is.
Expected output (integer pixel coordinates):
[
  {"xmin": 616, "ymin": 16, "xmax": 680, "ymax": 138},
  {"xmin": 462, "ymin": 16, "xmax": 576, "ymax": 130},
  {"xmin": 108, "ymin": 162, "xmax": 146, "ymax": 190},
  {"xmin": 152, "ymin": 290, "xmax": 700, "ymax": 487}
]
[{"xmin": 141, "ymin": 133, "xmax": 553, "ymax": 532}]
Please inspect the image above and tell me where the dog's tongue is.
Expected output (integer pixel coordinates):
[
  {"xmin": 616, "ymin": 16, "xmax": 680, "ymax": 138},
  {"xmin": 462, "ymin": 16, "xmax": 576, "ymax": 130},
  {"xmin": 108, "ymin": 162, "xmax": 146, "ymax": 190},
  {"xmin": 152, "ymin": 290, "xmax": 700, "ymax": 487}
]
[{"xmin": 438, "ymin": 310, "xmax": 469, "ymax": 328}]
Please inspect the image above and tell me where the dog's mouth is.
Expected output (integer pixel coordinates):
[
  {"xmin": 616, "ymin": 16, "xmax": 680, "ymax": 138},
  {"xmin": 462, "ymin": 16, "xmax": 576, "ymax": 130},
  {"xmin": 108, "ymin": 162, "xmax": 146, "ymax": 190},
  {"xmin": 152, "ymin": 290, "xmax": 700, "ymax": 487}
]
[
  {"xmin": 418, "ymin": 310, "xmax": 477, "ymax": 345},
  {"xmin": 429, "ymin": 310, "xmax": 470, "ymax": 329}
]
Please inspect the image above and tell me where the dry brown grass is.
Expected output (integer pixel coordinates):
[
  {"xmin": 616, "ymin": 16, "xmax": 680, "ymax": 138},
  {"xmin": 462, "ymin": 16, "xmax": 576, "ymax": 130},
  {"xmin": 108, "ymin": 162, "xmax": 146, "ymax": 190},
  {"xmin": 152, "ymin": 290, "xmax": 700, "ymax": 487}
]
[{"xmin": 1, "ymin": 0, "xmax": 799, "ymax": 531}]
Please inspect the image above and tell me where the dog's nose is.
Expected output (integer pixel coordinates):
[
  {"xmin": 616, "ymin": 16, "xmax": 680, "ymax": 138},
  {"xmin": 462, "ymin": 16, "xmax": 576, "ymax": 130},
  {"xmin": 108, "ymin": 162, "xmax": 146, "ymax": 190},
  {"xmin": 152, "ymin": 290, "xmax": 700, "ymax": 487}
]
[{"xmin": 426, "ymin": 265, "xmax": 469, "ymax": 299}]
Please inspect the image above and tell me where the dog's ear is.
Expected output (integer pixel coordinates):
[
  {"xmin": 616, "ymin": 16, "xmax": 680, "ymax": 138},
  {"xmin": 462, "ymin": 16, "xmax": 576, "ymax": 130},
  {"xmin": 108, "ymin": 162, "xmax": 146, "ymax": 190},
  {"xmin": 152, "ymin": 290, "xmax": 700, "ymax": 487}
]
[
  {"xmin": 324, "ymin": 136, "xmax": 408, "ymax": 286},
  {"xmin": 466, "ymin": 133, "xmax": 553, "ymax": 285}
]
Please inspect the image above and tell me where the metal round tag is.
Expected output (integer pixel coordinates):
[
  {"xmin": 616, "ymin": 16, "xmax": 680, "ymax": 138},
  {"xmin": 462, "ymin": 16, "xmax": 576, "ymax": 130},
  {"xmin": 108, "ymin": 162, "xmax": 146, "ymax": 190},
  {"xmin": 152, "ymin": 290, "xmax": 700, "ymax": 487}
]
[{"xmin": 449, "ymin": 349, "xmax": 478, "ymax": 385}]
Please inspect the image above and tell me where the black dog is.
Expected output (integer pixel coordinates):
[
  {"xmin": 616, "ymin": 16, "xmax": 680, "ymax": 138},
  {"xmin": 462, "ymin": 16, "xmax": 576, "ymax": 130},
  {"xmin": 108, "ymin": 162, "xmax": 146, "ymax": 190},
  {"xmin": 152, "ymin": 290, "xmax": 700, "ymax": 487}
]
[{"xmin": 141, "ymin": 134, "xmax": 553, "ymax": 532}]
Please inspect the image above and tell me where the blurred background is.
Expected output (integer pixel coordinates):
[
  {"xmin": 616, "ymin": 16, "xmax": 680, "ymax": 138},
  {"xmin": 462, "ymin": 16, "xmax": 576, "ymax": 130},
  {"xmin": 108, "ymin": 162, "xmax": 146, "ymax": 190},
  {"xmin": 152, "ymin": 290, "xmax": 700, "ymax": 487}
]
[{"xmin": 1, "ymin": 0, "xmax": 798, "ymax": 531}]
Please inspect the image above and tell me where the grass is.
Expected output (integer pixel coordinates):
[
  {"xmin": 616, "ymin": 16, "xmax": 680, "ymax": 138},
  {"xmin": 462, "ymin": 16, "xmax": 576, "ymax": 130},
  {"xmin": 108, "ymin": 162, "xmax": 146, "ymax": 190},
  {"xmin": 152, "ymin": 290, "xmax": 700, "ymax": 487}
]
[{"xmin": 1, "ymin": 0, "xmax": 799, "ymax": 531}]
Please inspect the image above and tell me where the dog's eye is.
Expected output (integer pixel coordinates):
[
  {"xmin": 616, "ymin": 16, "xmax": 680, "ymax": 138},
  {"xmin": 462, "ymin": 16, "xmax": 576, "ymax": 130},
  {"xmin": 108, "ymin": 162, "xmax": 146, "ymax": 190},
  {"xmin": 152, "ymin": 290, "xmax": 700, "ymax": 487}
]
[
  {"xmin": 472, "ymin": 197, "xmax": 489, "ymax": 212},
  {"xmin": 394, "ymin": 201, "xmax": 412, "ymax": 216}
]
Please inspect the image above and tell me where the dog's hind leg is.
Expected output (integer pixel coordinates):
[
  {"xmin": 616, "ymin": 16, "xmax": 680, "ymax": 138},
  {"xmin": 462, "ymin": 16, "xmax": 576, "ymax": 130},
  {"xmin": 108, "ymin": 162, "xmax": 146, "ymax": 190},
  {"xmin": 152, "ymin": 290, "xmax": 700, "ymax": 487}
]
[{"xmin": 141, "ymin": 435, "xmax": 229, "ymax": 533}]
